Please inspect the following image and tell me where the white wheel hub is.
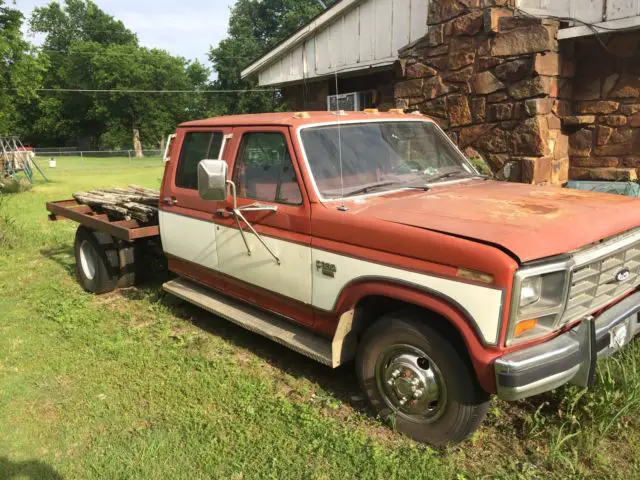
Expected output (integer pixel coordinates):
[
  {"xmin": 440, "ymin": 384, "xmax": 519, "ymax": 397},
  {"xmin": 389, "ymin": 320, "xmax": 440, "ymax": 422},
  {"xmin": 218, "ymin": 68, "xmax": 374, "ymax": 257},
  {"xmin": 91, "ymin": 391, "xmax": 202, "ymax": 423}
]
[{"xmin": 79, "ymin": 240, "xmax": 98, "ymax": 280}]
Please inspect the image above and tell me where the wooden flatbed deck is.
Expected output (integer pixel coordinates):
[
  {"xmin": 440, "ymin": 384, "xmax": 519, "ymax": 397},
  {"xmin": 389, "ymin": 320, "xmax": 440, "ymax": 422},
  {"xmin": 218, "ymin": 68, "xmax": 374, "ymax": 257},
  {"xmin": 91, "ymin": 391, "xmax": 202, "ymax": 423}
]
[{"xmin": 46, "ymin": 199, "xmax": 160, "ymax": 242}]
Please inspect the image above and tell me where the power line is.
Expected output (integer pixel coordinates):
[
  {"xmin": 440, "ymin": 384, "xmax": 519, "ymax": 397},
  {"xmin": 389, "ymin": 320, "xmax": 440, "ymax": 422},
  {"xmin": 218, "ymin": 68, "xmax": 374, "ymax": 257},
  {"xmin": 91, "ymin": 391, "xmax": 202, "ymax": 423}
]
[
  {"xmin": 4, "ymin": 87, "xmax": 277, "ymax": 94},
  {"xmin": 36, "ymin": 46, "xmax": 256, "ymax": 60}
]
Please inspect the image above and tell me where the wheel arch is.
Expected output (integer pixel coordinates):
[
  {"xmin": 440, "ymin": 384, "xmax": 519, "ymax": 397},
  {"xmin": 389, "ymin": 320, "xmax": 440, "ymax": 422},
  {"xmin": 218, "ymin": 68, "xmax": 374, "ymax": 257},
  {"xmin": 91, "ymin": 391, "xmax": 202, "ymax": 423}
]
[{"xmin": 331, "ymin": 278, "xmax": 501, "ymax": 393}]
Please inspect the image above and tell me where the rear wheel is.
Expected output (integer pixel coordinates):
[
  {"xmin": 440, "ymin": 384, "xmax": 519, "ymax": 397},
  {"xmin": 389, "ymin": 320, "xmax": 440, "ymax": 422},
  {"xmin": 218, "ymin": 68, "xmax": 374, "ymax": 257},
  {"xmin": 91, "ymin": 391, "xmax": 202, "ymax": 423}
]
[
  {"xmin": 74, "ymin": 227, "xmax": 119, "ymax": 294},
  {"xmin": 356, "ymin": 312, "xmax": 489, "ymax": 447}
]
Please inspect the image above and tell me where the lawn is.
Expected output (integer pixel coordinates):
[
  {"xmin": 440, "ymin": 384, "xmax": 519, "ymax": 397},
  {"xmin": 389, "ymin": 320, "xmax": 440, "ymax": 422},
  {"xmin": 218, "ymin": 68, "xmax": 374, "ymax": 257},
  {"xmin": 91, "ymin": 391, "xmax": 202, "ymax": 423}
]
[{"xmin": 1, "ymin": 159, "xmax": 639, "ymax": 479}]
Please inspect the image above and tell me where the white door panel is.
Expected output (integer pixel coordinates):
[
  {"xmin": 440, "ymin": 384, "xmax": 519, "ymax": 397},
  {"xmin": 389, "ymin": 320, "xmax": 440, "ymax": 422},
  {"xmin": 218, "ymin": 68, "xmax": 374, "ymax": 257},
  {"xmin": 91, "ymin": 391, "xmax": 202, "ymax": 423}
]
[
  {"xmin": 160, "ymin": 211, "xmax": 219, "ymax": 270},
  {"xmin": 216, "ymin": 224, "xmax": 312, "ymax": 305}
]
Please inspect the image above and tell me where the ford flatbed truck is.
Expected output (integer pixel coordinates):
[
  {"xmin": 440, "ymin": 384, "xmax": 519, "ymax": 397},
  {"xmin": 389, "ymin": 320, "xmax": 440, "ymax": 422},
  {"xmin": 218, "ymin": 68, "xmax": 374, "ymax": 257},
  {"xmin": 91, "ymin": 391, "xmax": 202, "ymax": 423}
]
[{"xmin": 47, "ymin": 111, "xmax": 640, "ymax": 446}]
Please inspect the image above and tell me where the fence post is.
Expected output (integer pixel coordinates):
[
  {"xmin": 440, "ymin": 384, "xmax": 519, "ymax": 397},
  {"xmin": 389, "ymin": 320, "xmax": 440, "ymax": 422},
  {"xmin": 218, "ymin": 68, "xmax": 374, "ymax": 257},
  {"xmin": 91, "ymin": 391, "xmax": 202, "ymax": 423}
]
[
  {"xmin": 80, "ymin": 151, "xmax": 84, "ymax": 164},
  {"xmin": 128, "ymin": 150, "xmax": 132, "ymax": 162}
]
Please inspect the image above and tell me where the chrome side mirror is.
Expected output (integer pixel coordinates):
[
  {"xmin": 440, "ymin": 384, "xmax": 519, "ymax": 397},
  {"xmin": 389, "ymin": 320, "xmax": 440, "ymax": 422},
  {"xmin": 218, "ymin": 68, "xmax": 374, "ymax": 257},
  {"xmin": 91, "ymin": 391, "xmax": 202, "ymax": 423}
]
[{"xmin": 197, "ymin": 159, "xmax": 228, "ymax": 201}]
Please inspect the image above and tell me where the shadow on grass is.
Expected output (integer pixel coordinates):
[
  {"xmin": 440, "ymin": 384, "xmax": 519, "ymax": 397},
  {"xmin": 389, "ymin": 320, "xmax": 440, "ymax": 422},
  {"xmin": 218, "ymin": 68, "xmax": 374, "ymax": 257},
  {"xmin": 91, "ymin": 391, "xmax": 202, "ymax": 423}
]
[
  {"xmin": 0, "ymin": 457, "xmax": 63, "ymax": 479},
  {"xmin": 159, "ymin": 294, "xmax": 364, "ymax": 412},
  {"xmin": 40, "ymin": 247, "xmax": 75, "ymax": 277}
]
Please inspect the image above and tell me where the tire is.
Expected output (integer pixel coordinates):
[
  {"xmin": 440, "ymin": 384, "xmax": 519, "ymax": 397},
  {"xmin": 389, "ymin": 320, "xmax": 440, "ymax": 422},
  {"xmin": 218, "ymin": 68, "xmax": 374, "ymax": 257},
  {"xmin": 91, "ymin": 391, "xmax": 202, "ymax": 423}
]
[
  {"xmin": 356, "ymin": 311, "xmax": 489, "ymax": 447},
  {"xmin": 74, "ymin": 227, "xmax": 119, "ymax": 294}
]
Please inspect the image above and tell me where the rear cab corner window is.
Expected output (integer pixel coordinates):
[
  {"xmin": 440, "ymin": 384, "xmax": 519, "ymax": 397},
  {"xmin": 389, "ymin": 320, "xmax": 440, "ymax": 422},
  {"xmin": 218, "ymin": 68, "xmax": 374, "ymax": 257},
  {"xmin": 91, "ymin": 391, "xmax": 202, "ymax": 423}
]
[
  {"xmin": 175, "ymin": 131, "xmax": 224, "ymax": 190},
  {"xmin": 232, "ymin": 131, "xmax": 303, "ymax": 206}
]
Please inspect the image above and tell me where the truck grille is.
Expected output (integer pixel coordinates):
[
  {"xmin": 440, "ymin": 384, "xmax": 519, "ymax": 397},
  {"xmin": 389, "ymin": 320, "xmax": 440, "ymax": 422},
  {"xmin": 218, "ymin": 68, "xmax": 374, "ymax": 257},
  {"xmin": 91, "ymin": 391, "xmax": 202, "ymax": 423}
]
[{"xmin": 563, "ymin": 236, "xmax": 640, "ymax": 324}]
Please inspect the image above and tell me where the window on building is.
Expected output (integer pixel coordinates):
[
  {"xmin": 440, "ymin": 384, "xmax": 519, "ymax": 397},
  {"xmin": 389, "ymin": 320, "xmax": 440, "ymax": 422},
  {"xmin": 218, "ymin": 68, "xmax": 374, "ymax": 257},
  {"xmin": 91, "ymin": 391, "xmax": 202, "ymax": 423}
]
[
  {"xmin": 176, "ymin": 132, "xmax": 224, "ymax": 189},
  {"xmin": 232, "ymin": 132, "xmax": 303, "ymax": 205}
]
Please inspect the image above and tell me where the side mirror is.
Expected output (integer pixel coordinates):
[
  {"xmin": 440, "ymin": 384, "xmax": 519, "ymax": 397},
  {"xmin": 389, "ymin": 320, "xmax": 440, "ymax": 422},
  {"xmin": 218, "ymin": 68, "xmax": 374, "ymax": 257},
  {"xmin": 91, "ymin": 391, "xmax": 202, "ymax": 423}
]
[{"xmin": 197, "ymin": 159, "xmax": 228, "ymax": 201}]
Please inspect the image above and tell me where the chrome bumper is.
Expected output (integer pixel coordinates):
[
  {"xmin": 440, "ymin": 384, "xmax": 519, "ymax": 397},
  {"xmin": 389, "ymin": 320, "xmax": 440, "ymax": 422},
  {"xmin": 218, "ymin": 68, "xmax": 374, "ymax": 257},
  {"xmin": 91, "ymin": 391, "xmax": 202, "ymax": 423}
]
[{"xmin": 495, "ymin": 291, "xmax": 640, "ymax": 401}]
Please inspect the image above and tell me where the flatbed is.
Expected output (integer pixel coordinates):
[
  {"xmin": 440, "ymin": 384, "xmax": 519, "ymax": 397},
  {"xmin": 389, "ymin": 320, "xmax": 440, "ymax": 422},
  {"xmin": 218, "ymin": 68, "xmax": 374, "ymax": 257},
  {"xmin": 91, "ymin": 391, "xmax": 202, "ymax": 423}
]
[{"xmin": 46, "ymin": 199, "xmax": 160, "ymax": 242}]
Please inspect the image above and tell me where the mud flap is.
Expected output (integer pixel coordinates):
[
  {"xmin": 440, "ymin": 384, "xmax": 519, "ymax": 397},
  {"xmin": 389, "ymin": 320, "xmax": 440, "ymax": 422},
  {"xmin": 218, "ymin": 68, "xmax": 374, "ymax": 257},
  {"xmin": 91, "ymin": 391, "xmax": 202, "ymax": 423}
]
[{"xmin": 569, "ymin": 315, "xmax": 597, "ymax": 389}]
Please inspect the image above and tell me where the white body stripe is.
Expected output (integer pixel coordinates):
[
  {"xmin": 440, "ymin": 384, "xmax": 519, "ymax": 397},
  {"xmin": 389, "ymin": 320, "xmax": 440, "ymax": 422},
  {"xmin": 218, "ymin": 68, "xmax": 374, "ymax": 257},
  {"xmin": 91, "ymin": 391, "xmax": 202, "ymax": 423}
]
[
  {"xmin": 160, "ymin": 211, "xmax": 312, "ymax": 305},
  {"xmin": 311, "ymin": 249, "xmax": 503, "ymax": 345},
  {"xmin": 215, "ymin": 220, "xmax": 312, "ymax": 305},
  {"xmin": 160, "ymin": 211, "xmax": 219, "ymax": 270},
  {"xmin": 160, "ymin": 211, "xmax": 503, "ymax": 344}
]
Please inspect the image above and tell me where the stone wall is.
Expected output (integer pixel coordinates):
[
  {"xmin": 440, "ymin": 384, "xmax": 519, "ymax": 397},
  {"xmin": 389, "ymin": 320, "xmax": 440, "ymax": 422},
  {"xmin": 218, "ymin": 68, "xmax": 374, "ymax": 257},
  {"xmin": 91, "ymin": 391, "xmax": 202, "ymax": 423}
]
[
  {"xmin": 394, "ymin": 0, "xmax": 571, "ymax": 185},
  {"xmin": 567, "ymin": 33, "xmax": 640, "ymax": 181}
]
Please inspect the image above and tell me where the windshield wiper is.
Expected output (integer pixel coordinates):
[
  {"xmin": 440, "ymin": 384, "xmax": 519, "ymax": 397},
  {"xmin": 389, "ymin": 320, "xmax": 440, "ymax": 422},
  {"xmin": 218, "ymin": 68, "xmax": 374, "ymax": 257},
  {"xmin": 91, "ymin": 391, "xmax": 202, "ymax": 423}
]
[
  {"xmin": 424, "ymin": 171, "xmax": 471, "ymax": 183},
  {"xmin": 341, "ymin": 181, "xmax": 398, "ymax": 197}
]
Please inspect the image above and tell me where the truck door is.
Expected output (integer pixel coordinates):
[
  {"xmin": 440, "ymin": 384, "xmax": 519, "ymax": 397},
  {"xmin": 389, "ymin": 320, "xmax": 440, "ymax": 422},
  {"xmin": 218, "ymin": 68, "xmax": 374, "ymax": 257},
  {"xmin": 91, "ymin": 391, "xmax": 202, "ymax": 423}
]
[
  {"xmin": 215, "ymin": 127, "xmax": 313, "ymax": 326},
  {"xmin": 159, "ymin": 127, "xmax": 232, "ymax": 272}
]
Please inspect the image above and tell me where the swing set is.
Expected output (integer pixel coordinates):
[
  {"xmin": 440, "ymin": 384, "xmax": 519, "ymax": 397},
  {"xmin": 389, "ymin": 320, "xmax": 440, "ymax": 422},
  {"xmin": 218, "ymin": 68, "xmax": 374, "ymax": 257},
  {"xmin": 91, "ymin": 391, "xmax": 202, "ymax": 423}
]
[{"xmin": 0, "ymin": 136, "xmax": 48, "ymax": 184}]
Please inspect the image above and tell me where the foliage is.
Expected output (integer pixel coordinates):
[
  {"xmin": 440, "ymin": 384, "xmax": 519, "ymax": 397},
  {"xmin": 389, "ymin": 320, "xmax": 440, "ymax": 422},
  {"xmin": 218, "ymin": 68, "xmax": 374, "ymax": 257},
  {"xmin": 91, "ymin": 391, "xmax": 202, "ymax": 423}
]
[
  {"xmin": 0, "ymin": 1, "xmax": 46, "ymax": 135},
  {"xmin": 0, "ymin": 176, "xmax": 32, "ymax": 194},
  {"xmin": 209, "ymin": 0, "xmax": 338, "ymax": 115},
  {"xmin": 21, "ymin": 0, "xmax": 211, "ymax": 150},
  {"xmin": 468, "ymin": 155, "xmax": 493, "ymax": 176},
  {"xmin": 6, "ymin": 0, "xmax": 342, "ymax": 149}
]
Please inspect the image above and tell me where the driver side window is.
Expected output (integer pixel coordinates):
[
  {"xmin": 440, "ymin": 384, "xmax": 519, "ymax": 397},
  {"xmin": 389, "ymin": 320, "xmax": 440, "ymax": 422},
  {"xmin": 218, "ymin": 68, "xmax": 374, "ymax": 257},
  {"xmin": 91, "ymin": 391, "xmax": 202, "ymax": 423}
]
[{"xmin": 232, "ymin": 132, "xmax": 303, "ymax": 205}]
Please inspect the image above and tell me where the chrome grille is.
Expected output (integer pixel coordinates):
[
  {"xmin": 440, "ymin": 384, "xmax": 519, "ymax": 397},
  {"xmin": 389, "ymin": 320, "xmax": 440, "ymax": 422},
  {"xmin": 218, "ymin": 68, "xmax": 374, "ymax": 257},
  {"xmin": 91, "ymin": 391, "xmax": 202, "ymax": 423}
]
[{"xmin": 563, "ymin": 237, "xmax": 640, "ymax": 323}]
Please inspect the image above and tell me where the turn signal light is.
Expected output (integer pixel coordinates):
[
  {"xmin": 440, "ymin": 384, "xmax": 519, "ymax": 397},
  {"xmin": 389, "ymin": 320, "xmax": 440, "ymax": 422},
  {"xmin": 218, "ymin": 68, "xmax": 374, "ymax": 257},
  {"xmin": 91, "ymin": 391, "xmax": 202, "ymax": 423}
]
[
  {"xmin": 388, "ymin": 108, "xmax": 405, "ymax": 114},
  {"xmin": 514, "ymin": 319, "xmax": 538, "ymax": 337},
  {"xmin": 363, "ymin": 108, "xmax": 379, "ymax": 114}
]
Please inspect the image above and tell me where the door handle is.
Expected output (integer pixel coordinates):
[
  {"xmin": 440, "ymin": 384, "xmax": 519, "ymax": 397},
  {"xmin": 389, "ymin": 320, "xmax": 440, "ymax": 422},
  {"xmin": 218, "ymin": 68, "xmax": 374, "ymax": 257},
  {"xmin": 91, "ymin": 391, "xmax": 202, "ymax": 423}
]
[
  {"xmin": 216, "ymin": 208, "xmax": 232, "ymax": 218},
  {"xmin": 163, "ymin": 197, "xmax": 178, "ymax": 206}
]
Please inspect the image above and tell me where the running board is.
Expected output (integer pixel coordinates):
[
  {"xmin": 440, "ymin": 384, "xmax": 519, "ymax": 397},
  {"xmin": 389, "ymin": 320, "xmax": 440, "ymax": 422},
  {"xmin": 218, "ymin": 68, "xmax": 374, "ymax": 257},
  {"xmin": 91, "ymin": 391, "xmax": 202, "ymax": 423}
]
[{"xmin": 163, "ymin": 277, "xmax": 335, "ymax": 367}]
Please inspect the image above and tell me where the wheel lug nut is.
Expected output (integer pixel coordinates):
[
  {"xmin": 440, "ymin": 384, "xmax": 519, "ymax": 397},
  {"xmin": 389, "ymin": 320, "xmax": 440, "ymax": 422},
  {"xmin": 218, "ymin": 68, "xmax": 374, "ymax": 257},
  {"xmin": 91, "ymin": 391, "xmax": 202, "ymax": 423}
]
[
  {"xmin": 391, "ymin": 369, "xmax": 401, "ymax": 378},
  {"xmin": 413, "ymin": 390, "xmax": 423, "ymax": 399},
  {"xmin": 398, "ymin": 397, "xmax": 407, "ymax": 405},
  {"xmin": 387, "ymin": 379, "xmax": 395, "ymax": 386},
  {"xmin": 412, "ymin": 378, "xmax": 420, "ymax": 386}
]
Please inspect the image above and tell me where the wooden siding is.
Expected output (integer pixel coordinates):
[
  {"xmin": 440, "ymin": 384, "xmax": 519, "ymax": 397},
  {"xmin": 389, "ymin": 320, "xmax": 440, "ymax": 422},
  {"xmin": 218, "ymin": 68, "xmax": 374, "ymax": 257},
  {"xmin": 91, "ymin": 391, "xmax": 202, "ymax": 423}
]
[
  {"xmin": 518, "ymin": 0, "xmax": 640, "ymax": 31},
  {"xmin": 255, "ymin": 0, "xmax": 429, "ymax": 87}
]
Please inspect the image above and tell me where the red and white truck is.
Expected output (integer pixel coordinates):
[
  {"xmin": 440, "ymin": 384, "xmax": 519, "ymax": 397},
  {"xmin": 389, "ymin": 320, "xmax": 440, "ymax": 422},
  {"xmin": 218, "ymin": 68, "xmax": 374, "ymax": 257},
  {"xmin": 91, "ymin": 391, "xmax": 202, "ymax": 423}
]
[{"xmin": 48, "ymin": 111, "xmax": 640, "ymax": 446}]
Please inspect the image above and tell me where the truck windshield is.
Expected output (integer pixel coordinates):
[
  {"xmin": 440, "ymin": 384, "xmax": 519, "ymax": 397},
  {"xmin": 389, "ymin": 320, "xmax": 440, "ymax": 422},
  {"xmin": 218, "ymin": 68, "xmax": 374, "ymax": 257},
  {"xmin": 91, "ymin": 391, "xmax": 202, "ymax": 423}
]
[{"xmin": 300, "ymin": 121, "xmax": 478, "ymax": 199}]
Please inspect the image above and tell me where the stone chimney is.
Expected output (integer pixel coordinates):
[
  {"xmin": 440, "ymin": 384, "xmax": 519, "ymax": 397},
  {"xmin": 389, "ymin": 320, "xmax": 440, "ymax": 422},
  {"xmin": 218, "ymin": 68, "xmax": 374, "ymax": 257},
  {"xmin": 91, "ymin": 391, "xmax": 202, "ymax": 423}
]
[{"xmin": 394, "ymin": 0, "xmax": 573, "ymax": 185}]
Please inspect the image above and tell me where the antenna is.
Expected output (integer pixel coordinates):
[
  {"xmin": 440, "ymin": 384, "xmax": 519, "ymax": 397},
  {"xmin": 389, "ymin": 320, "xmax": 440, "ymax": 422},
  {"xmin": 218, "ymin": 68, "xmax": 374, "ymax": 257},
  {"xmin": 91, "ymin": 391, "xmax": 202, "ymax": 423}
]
[{"xmin": 334, "ymin": 69, "xmax": 347, "ymax": 211}]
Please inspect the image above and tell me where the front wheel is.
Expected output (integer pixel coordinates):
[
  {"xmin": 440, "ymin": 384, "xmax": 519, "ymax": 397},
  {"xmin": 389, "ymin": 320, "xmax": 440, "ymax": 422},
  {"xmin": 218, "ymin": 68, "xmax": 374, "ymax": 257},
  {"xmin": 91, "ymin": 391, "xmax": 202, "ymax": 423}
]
[{"xmin": 356, "ymin": 312, "xmax": 489, "ymax": 447}]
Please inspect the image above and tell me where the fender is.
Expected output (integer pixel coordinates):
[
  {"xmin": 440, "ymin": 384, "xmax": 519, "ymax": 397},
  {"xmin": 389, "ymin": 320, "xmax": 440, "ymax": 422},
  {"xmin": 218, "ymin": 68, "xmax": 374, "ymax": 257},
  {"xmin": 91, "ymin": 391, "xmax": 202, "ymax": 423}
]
[{"xmin": 319, "ymin": 278, "xmax": 505, "ymax": 393}]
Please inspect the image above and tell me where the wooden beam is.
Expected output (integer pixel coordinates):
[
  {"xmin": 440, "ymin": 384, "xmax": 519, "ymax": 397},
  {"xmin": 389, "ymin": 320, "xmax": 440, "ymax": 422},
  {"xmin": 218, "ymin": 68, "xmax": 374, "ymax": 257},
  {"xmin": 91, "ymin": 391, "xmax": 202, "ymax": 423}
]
[{"xmin": 558, "ymin": 16, "xmax": 640, "ymax": 40}]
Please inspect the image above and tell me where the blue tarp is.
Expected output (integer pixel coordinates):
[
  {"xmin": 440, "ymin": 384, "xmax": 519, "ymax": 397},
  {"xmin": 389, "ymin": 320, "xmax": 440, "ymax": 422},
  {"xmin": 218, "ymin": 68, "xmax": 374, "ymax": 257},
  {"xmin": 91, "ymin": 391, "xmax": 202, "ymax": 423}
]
[{"xmin": 566, "ymin": 181, "xmax": 640, "ymax": 197}]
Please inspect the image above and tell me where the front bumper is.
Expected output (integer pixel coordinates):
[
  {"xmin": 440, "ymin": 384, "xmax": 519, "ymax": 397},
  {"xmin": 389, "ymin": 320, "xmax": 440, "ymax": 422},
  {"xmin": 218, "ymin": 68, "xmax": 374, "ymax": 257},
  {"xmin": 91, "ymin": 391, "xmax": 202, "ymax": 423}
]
[{"xmin": 495, "ymin": 291, "xmax": 640, "ymax": 401}]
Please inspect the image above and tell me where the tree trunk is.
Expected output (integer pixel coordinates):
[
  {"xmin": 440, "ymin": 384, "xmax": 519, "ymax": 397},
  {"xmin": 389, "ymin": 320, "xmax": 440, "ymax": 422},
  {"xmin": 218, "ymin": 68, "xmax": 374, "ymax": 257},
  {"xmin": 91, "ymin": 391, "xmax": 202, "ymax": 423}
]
[
  {"xmin": 132, "ymin": 127, "xmax": 144, "ymax": 158},
  {"xmin": 159, "ymin": 136, "xmax": 166, "ymax": 158}
]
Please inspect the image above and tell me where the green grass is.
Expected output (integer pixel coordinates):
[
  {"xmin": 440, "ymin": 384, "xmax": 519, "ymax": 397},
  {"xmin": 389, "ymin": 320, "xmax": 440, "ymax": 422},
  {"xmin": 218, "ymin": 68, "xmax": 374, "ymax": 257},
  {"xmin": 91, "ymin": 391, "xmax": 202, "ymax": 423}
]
[{"xmin": 1, "ymin": 159, "xmax": 639, "ymax": 479}]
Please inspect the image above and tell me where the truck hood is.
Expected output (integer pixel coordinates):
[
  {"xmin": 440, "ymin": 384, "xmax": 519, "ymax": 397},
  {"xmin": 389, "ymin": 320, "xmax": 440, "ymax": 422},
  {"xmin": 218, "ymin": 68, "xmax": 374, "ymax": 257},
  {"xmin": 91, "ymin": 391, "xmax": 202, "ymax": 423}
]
[{"xmin": 347, "ymin": 180, "xmax": 640, "ymax": 263}]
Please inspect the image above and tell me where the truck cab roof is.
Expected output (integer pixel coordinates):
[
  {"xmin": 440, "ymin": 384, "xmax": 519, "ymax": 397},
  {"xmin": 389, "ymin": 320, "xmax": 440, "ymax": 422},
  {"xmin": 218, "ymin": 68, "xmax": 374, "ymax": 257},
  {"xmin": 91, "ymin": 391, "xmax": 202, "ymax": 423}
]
[{"xmin": 179, "ymin": 111, "xmax": 429, "ymax": 129}]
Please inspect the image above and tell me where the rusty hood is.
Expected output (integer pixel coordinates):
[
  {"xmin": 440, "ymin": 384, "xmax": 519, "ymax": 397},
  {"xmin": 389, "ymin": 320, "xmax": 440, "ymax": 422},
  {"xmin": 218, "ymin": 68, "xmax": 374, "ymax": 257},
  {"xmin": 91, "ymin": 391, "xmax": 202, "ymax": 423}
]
[{"xmin": 348, "ymin": 180, "xmax": 640, "ymax": 263}]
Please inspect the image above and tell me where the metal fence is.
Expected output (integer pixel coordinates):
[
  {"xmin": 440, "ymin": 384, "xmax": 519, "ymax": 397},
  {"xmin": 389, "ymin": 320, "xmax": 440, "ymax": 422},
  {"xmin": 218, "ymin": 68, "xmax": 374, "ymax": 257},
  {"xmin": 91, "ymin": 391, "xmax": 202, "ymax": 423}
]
[
  {"xmin": 34, "ymin": 149, "xmax": 162, "ymax": 159},
  {"xmin": 32, "ymin": 147, "xmax": 78, "ymax": 155}
]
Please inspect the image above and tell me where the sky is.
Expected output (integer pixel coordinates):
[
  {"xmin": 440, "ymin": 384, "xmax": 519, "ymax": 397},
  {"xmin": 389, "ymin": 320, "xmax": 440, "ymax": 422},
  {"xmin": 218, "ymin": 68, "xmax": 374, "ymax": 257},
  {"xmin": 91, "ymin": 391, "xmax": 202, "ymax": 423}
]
[{"xmin": 15, "ymin": 0, "xmax": 236, "ymax": 67}]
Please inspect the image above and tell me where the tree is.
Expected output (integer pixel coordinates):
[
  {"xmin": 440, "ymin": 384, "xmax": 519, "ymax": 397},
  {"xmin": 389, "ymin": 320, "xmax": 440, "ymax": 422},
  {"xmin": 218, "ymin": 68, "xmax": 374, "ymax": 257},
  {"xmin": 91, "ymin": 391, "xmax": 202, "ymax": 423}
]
[
  {"xmin": 25, "ymin": 0, "xmax": 211, "ymax": 151},
  {"xmin": 0, "ymin": 1, "xmax": 46, "ymax": 135},
  {"xmin": 88, "ymin": 43, "xmax": 207, "ymax": 154},
  {"xmin": 209, "ymin": 0, "xmax": 338, "ymax": 115}
]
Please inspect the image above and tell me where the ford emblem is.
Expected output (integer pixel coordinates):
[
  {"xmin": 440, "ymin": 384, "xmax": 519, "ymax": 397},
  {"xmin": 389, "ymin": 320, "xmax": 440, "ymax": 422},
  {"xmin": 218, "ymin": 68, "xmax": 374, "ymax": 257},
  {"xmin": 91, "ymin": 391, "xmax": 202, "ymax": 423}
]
[{"xmin": 615, "ymin": 268, "xmax": 631, "ymax": 283}]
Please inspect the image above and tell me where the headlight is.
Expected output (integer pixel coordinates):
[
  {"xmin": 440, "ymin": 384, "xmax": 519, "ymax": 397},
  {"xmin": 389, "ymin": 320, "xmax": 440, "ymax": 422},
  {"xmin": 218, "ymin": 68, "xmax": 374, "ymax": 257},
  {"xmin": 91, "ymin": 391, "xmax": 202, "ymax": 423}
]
[
  {"xmin": 520, "ymin": 277, "xmax": 542, "ymax": 307},
  {"xmin": 507, "ymin": 263, "xmax": 572, "ymax": 345}
]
